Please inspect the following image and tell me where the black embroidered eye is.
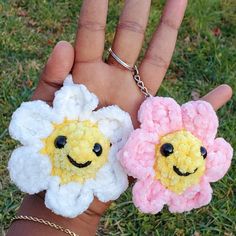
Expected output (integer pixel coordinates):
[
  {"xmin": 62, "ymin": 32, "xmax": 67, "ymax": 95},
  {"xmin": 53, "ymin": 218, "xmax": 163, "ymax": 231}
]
[
  {"xmin": 54, "ymin": 136, "xmax": 67, "ymax": 149},
  {"xmin": 160, "ymin": 143, "xmax": 174, "ymax": 157},
  {"xmin": 93, "ymin": 143, "xmax": 103, "ymax": 156},
  {"xmin": 200, "ymin": 146, "xmax": 207, "ymax": 159}
]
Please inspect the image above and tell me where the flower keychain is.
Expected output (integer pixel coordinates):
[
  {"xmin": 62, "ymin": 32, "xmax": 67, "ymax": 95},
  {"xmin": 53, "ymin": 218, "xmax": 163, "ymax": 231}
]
[
  {"xmin": 108, "ymin": 48, "xmax": 233, "ymax": 214},
  {"xmin": 8, "ymin": 75, "xmax": 133, "ymax": 218}
]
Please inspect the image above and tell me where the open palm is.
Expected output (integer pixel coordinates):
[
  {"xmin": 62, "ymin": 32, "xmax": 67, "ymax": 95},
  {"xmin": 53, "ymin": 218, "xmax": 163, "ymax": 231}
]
[
  {"xmin": 28, "ymin": 0, "xmax": 232, "ymax": 233},
  {"xmin": 32, "ymin": 0, "xmax": 231, "ymax": 126}
]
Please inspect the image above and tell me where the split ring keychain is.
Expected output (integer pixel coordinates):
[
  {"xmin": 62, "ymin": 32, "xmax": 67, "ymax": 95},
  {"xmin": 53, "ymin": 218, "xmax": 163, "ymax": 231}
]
[
  {"xmin": 109, "ymin": 48, "xmax": 152, "ymax": 97},
  {"xmin": 109, "ymin": 47, "xmax": 233, "ymax": 214}
]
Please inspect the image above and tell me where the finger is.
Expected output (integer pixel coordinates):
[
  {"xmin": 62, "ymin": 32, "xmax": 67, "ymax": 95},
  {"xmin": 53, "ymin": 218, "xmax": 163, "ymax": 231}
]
[
  {"xmin": 32, "ymin": 41, "xmax": 74, "ymax": 102},
  {"xmin": 140, "ymin": 0, "xmax": 187, "ymax": 94},
  {"xmin": 75, "ymin": 0, "xmax": 108, "ymax": 63},
  {"xmin": 108, "ymin": 0, "xmax": 151, "ymax": 68},
  {"xmin": 200, "ymin": 84, "xmax": 233, "ymax": 111}
]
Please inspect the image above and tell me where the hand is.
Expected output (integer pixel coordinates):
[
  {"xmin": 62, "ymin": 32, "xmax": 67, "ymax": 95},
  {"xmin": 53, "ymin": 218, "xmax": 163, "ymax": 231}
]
[
  {"xmin": 10, "ymin": 0, "xmax": 232, "ymax": 236},
  {"xmin": 32, "ymin": 0, "xmax": 232, "ymax": 125}
]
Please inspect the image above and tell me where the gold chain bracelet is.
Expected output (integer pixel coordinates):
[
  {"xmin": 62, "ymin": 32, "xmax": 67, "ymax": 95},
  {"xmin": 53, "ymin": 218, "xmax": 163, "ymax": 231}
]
[{"xmin": 11, "ymin": 215, "xmax": 79, "ymax": 236}]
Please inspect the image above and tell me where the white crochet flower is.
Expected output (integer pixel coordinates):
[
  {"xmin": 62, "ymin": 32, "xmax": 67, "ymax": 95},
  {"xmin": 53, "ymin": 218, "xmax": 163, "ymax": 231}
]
[{"xmin": 8, "ymin": 75, "xmax": 133, "ymax": 218}]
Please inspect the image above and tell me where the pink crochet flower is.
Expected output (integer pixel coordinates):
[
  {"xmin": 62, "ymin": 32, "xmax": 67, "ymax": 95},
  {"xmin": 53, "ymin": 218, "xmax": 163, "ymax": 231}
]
[{"xmin": 119, "ymin": 97, "xmax": 233, "ymax": 213}]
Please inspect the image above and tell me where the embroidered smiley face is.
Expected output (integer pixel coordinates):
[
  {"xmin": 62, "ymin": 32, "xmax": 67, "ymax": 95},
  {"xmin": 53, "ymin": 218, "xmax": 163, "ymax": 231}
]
[
  {"xmin": 41, "ymin": 119, "xmax": 110, "ymax": 184},
  {"xmin": 154, "ymin": 130, "xmax": 207, "ymax": 194}
]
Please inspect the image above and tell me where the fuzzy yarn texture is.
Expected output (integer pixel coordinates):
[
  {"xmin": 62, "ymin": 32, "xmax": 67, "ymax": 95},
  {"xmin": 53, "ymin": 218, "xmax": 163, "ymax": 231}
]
[
  {"xmin": 8, "ymin": 74, "xmax": 133, "ymax": 218},
  {"xmin": 119, "ymin": 96, "xmax": 233, "ymax": 214}
]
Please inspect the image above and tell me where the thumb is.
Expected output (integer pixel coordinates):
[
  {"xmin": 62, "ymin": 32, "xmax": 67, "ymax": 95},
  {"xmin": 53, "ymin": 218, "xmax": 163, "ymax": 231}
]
[
  {"xmin": 32, "ymin": 41, "xmax": 74, "ymax": 103},
  {"xmin": 200, "ymin": 84, "xmax": 233, "ymax": 111}
]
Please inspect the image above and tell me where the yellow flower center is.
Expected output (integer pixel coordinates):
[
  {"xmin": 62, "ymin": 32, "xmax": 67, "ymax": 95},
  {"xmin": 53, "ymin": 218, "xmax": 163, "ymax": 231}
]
[
  {"xmin": 41, "ymin": 119, "xmax": 110, "ymax": 184},
  {"xmin": 154, "ymin": 130, "xmax": 206, "ymax": 194}
]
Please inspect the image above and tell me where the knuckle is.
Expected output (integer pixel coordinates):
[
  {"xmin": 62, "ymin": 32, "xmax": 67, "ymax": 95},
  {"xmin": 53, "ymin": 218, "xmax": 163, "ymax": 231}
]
[
  {"xmin": 78, "ymin": 20, "xmax": 106, "ymax": 32},
  {"xmin": 41, "ymin": 75, "xmax": 61, "ymax": 90},
  {"xmin": 118, "ymin": 20, "xmax": 145, "ymax": 35},
  {"xmin": 143, "ymin": 53, "xmax": 169, "ymax": 70},
  {"xmin": 40, "ymin": 67, "xmax": 61, "ymax": 89},
  {"xmin": 160, "ymin": 18, "xmax": 179, "ymax": 32}
]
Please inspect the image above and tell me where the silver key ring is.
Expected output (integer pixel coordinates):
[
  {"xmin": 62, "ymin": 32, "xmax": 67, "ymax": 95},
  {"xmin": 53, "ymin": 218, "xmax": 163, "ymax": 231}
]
[
  {"xmin": 108, "ymin": 48, "xmax": 152, "ymax": 97},
  {"xmin": 108, "ymin": 48, "xmax": 134, "ymax": 72}
]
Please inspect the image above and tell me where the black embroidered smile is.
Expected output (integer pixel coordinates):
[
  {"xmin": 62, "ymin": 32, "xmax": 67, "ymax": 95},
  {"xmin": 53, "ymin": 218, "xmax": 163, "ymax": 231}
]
[
  {"xmin": 67, "ymin": 155, "xmax": 92, "ymax": 168},
  {"xmin": 173, "ymin": 166, "xmax": 198, "ymax": 177}
]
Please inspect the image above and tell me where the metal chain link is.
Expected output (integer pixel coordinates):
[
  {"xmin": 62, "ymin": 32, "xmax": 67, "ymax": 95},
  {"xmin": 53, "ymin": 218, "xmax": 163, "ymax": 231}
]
[
  {"xmin": 12, "ymin": 215, "xmax": 79, "ymax": 236},
  {"xmin": 108, "ymin": 48, "xmax": 152, "ymax": 98},
  {"xmin": 133, "ymin": 66, "xmax": 152, "ymax": 98}
]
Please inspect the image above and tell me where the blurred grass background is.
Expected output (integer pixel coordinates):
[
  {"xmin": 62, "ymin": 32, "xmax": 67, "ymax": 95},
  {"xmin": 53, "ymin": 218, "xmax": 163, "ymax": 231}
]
[{"xmin": 0, "ymin": 0, "xmax": 235, "ymax": 235}]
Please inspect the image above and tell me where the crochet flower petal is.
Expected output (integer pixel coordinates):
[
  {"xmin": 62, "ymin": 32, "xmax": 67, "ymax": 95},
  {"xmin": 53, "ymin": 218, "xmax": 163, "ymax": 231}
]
[
  {"xmin": 168, "ymin": 178, "xmax": 212, "ymax": 213},
  {"xmin": 8, "ymin": 75, "xmax": 134, "ymax": 218},
  {"xmin": 8, "ymin": 146, "xmax": 51, "ymax": 194},
  {"xmin": 182, "ymin": 101, "xmax": 218, "ymax": 145},
  {"xmin": 93, "ymin": 162, "xmax": 128, "ymax": 202},
  {"xmin": 9, "ymin": 101, "xmax": 54, "ymax": 148},
  {"xmin": 205, "ymin": 138, "xmax": 233, "ymax": 182},
  {"xmin": 45, "ymin": 178, "xmax": 94, "ymax": 218},
  {"xmin": 118, "ymin": 129, "xmax": 156, "ymax": 180},
  {"xmin": 138, "ymin": 97, "xmax": 183, "ymax": 136},
  {"xmin": 53, "ymin": 75, "xmax": 98, "ymax": 121},
  {"xmin": 133, "ymin": 177, "xmax": 169, "ymax": 214},
  {"xmin": 92, "ymin": 105, "xmax": 133, "ymax": 147}
]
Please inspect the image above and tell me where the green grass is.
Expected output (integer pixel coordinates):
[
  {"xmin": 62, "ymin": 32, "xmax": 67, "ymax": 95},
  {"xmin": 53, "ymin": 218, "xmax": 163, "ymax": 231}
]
[{"xmin": 0, "ymin": 0, "xmax": 235, "ymax": 235}]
